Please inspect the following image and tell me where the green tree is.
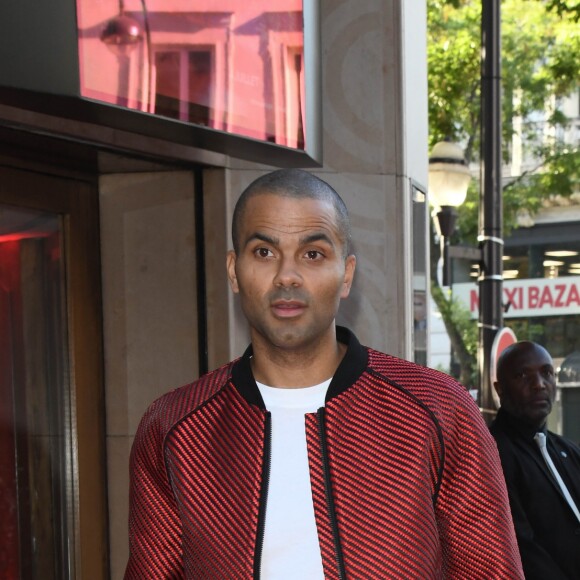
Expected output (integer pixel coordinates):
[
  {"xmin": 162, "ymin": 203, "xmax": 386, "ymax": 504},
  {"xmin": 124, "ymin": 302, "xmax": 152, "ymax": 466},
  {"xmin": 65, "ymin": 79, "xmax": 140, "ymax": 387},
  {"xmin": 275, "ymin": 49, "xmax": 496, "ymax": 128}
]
[{"xmin": 428, "ymin": 0, "xmax": 580, "ymax": 381}]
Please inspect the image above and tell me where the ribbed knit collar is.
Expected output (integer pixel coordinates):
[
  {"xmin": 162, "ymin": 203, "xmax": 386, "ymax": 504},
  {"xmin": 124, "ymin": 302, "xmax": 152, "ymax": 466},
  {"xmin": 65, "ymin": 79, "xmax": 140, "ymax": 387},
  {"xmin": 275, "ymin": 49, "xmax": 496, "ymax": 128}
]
[{"xmin": 231, "ymin": 326, "xmax": 369, "ymax": 410}]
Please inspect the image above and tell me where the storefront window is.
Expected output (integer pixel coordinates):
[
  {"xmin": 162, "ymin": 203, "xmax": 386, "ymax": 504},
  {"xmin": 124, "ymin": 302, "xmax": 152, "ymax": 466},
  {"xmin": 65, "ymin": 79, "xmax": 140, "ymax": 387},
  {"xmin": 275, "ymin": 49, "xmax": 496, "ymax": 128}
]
[
  {"xmin": 412, "ymin": 183, "xmax": 428, "ymax": 366},
  {"xmin": 76, "ymin": 0, "xmax": 307, "ymax": 149},
  {"xmin": 0, "ymin": 207, "xmax": 73, "ymax": 579},
  {"xmin": 453, "ymin": 221, "xmax": 580, "ymax": 362}
]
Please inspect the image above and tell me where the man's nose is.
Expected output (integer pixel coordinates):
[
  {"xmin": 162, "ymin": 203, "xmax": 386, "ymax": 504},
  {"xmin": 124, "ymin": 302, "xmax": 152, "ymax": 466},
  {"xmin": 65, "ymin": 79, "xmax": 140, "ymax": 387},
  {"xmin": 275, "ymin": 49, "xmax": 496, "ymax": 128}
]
[
  {"xmin": 529, "ymin": 372, "xmax": 547, "ymax": 390},
  {"xmin": 273, "ymin": 257, "xmax": 302, "ymax": 288}
]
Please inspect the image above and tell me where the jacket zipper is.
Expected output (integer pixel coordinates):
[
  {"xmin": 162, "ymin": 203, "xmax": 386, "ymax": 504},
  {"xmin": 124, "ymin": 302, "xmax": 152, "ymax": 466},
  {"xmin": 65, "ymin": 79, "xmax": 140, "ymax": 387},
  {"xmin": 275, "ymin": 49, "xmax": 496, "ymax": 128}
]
[
  {"xmin": 317, "ymin": 408, "xmax": 347, "ymax": 580},
  {"xmin": 254, "ymin": 412, "xmax": 272, "ymax": 580}
]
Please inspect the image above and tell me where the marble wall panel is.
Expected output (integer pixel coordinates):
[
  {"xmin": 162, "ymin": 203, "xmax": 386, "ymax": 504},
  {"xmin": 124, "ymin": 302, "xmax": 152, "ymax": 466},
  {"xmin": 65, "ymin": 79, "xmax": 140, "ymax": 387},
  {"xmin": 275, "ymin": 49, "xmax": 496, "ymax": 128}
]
[
  {"xmin": 321, "ymin": 0, "xmax": 399, "ymax": 174},
  {"xmin": 100, "ymin": 171, "xmax": 200, "ymax": 577},
  {"xmin": 100, "ymin": 171, "xmax": 199, "ymax": 438}
]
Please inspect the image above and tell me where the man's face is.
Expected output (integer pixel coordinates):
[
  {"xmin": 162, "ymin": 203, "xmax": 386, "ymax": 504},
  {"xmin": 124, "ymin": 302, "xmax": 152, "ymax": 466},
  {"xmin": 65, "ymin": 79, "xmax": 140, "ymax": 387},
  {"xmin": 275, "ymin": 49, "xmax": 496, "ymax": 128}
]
[
  {"xmin": 494, "ymin": 344, "xmax": 556, "ymax": 428},
  {"xmin": 226, "ymin": 193, "xmax": 355, "ymax": 352}
]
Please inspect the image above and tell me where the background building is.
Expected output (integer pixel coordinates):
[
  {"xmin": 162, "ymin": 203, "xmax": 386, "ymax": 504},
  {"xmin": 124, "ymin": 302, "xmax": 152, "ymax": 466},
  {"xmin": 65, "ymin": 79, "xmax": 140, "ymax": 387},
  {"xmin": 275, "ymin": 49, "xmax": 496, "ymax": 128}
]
[
  {"xmin": 452, "ymin": 197, "xmax": 580, "ymax": 438},
  {"xmin": 439, "ymin": 90, "xmax": 580, "ymax": 440}
]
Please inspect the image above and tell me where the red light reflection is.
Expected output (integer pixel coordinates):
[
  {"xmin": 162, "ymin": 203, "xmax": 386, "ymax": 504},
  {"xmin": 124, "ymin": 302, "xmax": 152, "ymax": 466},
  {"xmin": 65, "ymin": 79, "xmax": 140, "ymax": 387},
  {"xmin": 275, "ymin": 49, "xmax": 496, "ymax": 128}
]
[{"xmin": 76, "ymin": 1, "xmax": 306, "ymax": 149}]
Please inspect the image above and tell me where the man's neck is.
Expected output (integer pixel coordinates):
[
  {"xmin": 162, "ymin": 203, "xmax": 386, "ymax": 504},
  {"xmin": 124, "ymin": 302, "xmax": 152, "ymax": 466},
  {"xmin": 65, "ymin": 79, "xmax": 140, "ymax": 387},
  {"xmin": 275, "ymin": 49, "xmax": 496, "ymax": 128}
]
[
  {"xmin": 498, "ymin": 407, "xmax": 547, "ymax": 436},
  {"xmin": 250, "ymin": 329, "xmax": 346, "ymax": 388}
]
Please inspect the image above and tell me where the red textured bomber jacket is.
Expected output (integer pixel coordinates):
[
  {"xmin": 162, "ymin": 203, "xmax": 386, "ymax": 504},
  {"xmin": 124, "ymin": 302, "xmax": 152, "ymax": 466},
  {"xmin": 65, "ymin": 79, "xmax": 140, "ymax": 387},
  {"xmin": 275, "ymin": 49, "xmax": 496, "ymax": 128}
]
[{"xmin": 125, "ymin": 327, "xmax": 524, "ymax": 579}]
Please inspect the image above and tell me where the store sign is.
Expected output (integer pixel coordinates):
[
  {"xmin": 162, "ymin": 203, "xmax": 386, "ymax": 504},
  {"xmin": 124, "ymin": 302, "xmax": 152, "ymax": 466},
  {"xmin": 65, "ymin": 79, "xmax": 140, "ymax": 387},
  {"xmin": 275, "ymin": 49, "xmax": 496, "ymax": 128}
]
[{"xmin": 454, "ymin": 276, "xmax": 580, "ymax": 318}]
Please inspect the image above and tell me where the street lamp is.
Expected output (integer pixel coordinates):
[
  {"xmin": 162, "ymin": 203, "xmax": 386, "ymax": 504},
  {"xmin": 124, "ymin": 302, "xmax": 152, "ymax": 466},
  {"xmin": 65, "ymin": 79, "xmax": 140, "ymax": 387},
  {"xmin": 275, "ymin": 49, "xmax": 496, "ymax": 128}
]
[
  {"xmin": 100, "ymin": 2, "xmax": 143, "ymax": 56},
  {"xmin": 428, "ymin": 141, "xmax": 476, "ymax": 287},
  {"xmin": 100, "ymin": 0, "xmax": 153, "ymax": 111},
  {"xmin": 429, "ymin": 141, "xmax": 471, "ymax": 209}
]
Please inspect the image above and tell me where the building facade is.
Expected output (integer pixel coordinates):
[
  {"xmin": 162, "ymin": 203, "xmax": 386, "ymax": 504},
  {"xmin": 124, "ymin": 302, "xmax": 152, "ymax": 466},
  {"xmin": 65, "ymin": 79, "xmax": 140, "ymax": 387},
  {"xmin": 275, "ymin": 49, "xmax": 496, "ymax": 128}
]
[{"xmin": 453, "ymin": 199, "xmax": 580, "ymax": 438}]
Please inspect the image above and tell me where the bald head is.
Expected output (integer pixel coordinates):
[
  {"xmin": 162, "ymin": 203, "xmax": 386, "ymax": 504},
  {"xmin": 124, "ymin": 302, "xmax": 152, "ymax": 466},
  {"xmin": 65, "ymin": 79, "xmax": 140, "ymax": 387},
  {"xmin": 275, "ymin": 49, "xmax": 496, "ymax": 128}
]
[
  {"xmin": 494, "ymin": 341, "xmax": 556, "ymax": 428},
  {"xmin": 496, "ymin": 342, "xmax": 551, "ymax": 383},
  {"xmin": 232, "ymin": 169, "xmax": 352, "ymax": 257}
]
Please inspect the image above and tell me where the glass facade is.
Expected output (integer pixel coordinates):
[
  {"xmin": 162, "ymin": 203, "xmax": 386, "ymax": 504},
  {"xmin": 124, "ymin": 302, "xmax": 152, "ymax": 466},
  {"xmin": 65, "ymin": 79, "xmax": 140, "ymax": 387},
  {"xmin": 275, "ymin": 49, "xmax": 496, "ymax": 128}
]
[
  {"xmin": 76, "ymin": 0, "xmax": 306, "ymax": 149},
  {"xmin": 0, "ymin": 207, "xmax": 73, "ymax": 579},
  {"xmin": 412, "ymin": 184, "xmax": 428, "ymax": 366},
  {"xmin": 453, "ymin": 220, "xmax": 580, "ymax": 359}
]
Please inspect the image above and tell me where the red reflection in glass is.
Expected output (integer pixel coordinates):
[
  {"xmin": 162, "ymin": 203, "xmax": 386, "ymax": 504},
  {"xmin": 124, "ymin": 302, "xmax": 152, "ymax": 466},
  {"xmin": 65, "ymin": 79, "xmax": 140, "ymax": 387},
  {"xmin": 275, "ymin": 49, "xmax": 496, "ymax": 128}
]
[
  {"xmin": 0, "ymin": 207, "xmax": 65, "ymax": 577},
  {"xmin": 0, "ymin": 242, "xmax": 21, "ymax": 580},
  {"xmin": 76, "ymin": 1, "xmax": 306, "ymax": 149},
  {"xmin": 0, "ymin": 232, "xmax": 53, "ymax": 243}
]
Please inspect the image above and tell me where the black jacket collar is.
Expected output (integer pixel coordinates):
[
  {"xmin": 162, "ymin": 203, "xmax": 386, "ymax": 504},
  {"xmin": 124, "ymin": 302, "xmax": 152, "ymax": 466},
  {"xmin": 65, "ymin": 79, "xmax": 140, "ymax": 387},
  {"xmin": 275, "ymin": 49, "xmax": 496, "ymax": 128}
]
[
  {"xmin": 230, "ymin": 326, "xmax": 369, "ymax": 410},
  {"xmin": 492, "ymin": 407, "xmax": 546, "ymax": 442}
]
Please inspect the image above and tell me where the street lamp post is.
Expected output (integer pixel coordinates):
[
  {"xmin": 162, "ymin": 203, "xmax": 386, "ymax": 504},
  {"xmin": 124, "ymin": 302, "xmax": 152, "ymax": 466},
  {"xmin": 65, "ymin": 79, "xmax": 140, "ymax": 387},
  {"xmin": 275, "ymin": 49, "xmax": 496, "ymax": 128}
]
[
  {"xmin": 479, "ymin": 0, "xmax": 503, "ymax": 424},
  {"xmin": 428, "ymin": 0, "xmax": 503, "ymax": 424},
  {"xmin": 100, "ymin": 0, "xmax": 153, "ymax": 111}
]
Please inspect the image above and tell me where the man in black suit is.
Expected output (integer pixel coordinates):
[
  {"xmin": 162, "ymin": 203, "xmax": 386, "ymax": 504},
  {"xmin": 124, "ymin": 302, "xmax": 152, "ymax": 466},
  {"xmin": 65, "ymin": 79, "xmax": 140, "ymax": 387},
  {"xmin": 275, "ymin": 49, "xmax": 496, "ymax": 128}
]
[{"xmin": 490, "ymin": 341, "xmax": 580, "ymax": 580}]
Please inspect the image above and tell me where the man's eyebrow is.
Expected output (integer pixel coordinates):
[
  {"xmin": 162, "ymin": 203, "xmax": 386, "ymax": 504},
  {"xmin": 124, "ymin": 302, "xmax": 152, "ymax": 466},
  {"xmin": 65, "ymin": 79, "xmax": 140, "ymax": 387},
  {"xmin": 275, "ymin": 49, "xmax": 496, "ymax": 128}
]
[
  {"xmin": 243, "ymin": 232, "xmax": 278, "ymax": 248},
  {"xmin": 300, "ymin": 232, "xmax": 335, "ymax": 246}
]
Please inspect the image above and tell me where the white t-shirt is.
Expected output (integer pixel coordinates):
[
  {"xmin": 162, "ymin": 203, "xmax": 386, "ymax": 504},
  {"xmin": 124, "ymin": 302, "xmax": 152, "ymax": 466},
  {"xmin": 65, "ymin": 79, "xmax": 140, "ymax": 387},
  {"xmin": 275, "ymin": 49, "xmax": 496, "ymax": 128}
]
[{"xmin": 256, "ymin": 379, "xmax": 330, "ymax": 579}]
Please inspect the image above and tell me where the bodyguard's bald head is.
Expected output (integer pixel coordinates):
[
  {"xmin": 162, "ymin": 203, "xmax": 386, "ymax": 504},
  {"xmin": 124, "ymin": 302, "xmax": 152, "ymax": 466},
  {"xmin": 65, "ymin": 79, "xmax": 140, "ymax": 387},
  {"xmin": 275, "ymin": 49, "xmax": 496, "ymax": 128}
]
[
  {"xmin": 496, "ymin": 341, "xmax": 552, "ymax": 385},
  {"xmin": 494, "ymin": 341, "xmax": 556, "ymax": 428},
  {"xmin": 231, "ymin": 169, "xmax": 352, "ymax": 257}
]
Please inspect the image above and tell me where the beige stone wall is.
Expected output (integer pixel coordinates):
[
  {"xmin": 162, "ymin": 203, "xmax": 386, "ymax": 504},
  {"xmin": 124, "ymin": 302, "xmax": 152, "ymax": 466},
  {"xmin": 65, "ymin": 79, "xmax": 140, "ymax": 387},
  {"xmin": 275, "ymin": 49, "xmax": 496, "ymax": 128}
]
[{"xmin": 100, "ymin": 171, "xmax": 200, "ymax": 578}]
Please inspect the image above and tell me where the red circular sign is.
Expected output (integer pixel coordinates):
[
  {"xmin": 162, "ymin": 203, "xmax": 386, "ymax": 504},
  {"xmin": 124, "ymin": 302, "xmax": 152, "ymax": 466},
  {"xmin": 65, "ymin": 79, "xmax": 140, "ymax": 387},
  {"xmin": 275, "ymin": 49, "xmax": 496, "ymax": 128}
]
[
  {"xmin": 490, "ymin": 327, "xmax": 517, "ymax": 405},
  {"xmin": 491, "ymin": 327, "xmax": 517, "ymax": 383}
]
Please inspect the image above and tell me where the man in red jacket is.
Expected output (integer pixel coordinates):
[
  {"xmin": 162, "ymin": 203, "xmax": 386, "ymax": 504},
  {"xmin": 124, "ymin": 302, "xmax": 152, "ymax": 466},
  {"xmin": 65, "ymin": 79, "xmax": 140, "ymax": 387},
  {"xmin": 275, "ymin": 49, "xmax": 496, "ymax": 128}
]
[{"xmin": 125, "ymin": 168, "xmax": 523, "ymax": 579}]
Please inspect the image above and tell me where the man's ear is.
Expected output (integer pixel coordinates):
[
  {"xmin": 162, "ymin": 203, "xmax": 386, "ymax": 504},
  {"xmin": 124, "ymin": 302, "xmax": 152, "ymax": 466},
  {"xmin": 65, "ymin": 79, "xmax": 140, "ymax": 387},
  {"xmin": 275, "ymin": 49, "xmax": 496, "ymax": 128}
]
[
  {"xmin": 226, "ymin": 250, "xmax": 239, "ymax": 294},
  {"xmin": 340, "ymin": 254, "xmax": 356, "ymax": 299}
]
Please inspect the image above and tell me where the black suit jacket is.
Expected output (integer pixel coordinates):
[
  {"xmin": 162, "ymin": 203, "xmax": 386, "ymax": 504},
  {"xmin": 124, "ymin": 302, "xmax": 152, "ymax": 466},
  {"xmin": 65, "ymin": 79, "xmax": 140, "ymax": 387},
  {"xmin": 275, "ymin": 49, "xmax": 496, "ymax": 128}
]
[{"xmin": 490, "ymin": 408, "xmax": 580, "ymax": 580}]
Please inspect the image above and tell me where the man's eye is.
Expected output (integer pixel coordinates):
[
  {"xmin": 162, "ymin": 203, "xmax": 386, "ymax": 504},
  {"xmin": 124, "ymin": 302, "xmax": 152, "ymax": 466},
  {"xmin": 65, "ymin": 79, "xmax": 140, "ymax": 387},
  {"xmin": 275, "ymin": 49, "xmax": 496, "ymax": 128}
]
[
  {"xmin": 255, "ymin": 247, "xmax": 273, "ymax": 258},
  {"xmin": 305, "ymin": 250, "xmax": 322, "ymax": 260}
]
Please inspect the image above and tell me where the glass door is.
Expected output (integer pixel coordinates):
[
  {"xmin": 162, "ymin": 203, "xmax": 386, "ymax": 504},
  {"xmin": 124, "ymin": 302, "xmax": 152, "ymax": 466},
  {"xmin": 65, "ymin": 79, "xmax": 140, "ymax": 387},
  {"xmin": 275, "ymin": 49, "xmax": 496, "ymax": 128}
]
[
  {"xmin": 0, "ymin": 163, "xmax": 107, "ymax": 579},
  {"xmin": 0, "ymin": 207, "xmax": 73, "ymax": 579},
  {"xmin": 412, "ymin": 182, "xmax": 429, "ymax": 366}
]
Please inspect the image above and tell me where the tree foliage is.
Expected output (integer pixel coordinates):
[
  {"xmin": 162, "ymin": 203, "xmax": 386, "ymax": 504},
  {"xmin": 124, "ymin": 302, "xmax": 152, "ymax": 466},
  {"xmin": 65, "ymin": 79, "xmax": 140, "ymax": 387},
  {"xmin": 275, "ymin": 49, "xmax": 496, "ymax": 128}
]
[
  {"xmin": 427, "ymin": 0, "xmax": 580, "ymax": 378},
  {"xmin": 546, "ymin": 0, "xmax": 580, "ymax": 22},
  {"xmin": 429, "ymin": 0, "xmax": 579, "ymax": 174},
  {"xmin": 431, "ymin": 281, "xmax": 478, "ymax": 387}
]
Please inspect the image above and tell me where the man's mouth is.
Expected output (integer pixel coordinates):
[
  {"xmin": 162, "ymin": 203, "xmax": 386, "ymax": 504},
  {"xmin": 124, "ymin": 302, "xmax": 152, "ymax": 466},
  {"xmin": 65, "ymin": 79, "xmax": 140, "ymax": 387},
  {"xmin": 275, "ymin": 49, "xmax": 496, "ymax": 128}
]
[
  {"xmin": 271, "ymin": 300, "xmax": 306, "ymax": 318},
  {"xmin": 529, "ymin": 397, "xmax": 550, "ymax": 407}
]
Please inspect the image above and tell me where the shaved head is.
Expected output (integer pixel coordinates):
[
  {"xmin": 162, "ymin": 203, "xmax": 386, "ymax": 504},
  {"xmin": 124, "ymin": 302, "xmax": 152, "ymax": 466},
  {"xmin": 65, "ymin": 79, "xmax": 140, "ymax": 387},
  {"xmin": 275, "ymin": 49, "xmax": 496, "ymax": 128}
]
[
  {"xmin": 494, "ymin": 341, "xmax": 556, "ymax": 428},
  {"xmin": 496, "ymin": 341, "xmax": 551, "ymax": 384},
  {"xmin": 232, "ymin": 169, "xmax": 352, "ymax": 257}
]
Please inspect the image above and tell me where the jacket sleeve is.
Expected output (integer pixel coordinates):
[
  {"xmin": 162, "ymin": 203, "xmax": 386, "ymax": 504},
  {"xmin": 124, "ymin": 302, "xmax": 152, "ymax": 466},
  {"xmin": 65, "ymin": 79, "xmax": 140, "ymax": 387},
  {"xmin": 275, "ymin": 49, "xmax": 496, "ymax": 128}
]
[
  {"xmin": 124, "ymin": 400, "xmax": 185, "ymax": 579},
  {"xmin": 435, "ymin": 389, "xmax": 524, "ymax": 579},
  {"xmin": 498, "ymin": 443, "xmax": 571, "ymax": 580}
]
